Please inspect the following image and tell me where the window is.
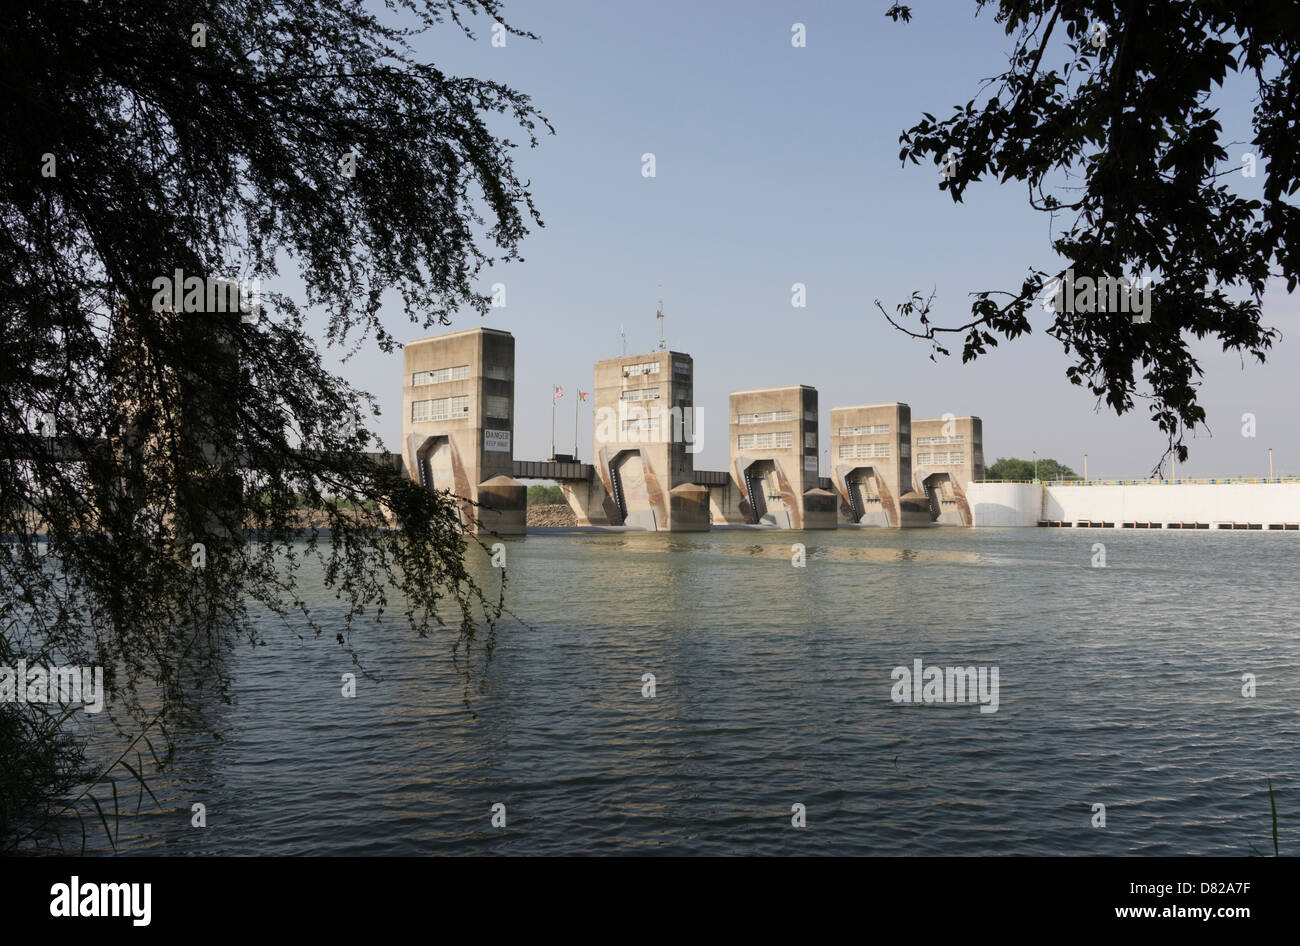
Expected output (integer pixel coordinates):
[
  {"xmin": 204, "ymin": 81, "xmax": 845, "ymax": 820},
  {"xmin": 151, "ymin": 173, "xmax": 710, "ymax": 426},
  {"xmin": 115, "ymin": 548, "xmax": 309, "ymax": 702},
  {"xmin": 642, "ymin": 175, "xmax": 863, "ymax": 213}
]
[
  {"xmin": 804, "ymin": 432, "xmax": 817, "ymax": 448},
  {"xmin": 412, "ymin": 365, "xmax": 469, "ymax": 386},
  {"xmin": 839, "ymin": 443, "xmax": 890, "ymax": 459},
  {"xmin": 412, "ymin": 395, "xmax": 469, "ymax": 422},
  {"xmin": 620, "ymin": 387, "xmax": 660, "ymax": 402},
  {"xmin": 673, "ymin": 360, "xmax": 691, "ymax": 374},
  {"xmin": 917, "ymin": 451, "xmax": 964, "ymax": 465},
  {"xmin": 738, "ymin": 410, "xmax": 793, "ymax": 424},
  {"xmin": 484, "ymin": 364, "xmax": 511, "ymax": 381},
  {"xmin": 484, "ymin": 395, "xmax": 510, "ymax": 419},
  {"xmin": 804, "ymin": 456, "xmax": 818, "ymax": 472},
  {"xmin": 623, "ymin": 361, "xmax": 661, "ymax": 377},
  {"xmin": 621, "ymin": 413, "xmax": 661, "ymax": 433},
  {"xmin": 917, "ymin": 435, "xmax": 964, "ymax": 446},
  {"xmin": 737, "ymin": 430, "xmax": 793, "ymax": 450},
  {"xmin": 804, "ymin": 410, "xmax": 817, "ymax": 421},
  {"xmin": 838, "ymin": 424, "xmax": 890, "ymax": 437}
]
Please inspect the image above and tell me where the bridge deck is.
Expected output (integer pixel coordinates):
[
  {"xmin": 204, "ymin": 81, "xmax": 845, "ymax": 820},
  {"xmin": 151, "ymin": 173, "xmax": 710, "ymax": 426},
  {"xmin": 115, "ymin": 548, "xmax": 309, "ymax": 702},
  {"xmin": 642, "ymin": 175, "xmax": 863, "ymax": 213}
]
[{"xmin": 512, "ymin": 460, "xmax": 594, "ymax": 481}]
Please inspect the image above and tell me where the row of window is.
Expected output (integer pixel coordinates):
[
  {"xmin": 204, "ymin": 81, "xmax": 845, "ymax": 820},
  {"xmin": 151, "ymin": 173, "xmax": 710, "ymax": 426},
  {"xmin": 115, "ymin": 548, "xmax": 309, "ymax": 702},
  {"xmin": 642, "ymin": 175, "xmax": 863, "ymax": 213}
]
[
  {"xmin": 411, "ymin": 394, "xmax": 509, "ymax": 421},
  {"xmin": 413, "ymin": 364, "xmax": 513, "ymax": 385},
  {"xmin": 916, "ymin": 435, "xmax": 964, "ymax": 445},
  {"xmin": 412, "ymin": 365, "xmax": 469, "ymax": 386},
  {"xmin": 839, "ymin": 442, "xmax": 892, "ymax": 459},
  {"xmin": 917, "ymin": 452, "xmax": 965, "ymax": 465},
  {"xmin": 623, "ymin": 361, "xmax": 661, "ymax": 377},
  {"xmin": 738, "ymin": 410, "xmax": 793, "ymax": 424},
  {"xmin": 412, "ymin": 395, "xmax": 470, "ymax": 422},
  {"xmin": 838, "ymin": 424, "xmax": 890, "ymax": 437},
  {"xmin": 737, "ymin": 431, "xmax": 794, "ymax": 450},
  {"xmin": 620, "ymin": 387, "xmax": 660, "ymax": 402}
]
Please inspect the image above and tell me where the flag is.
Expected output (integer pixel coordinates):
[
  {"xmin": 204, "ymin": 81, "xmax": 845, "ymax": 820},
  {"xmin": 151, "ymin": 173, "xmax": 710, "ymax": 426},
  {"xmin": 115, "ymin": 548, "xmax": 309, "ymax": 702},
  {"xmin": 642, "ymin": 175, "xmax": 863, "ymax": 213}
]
[
  {"xmin": 578, "ymin": 391, "xmax": 588, "ymax": 401},
  {"xmin": 553, "ymin": 385, "xmax": 563, "ymax": 398}
]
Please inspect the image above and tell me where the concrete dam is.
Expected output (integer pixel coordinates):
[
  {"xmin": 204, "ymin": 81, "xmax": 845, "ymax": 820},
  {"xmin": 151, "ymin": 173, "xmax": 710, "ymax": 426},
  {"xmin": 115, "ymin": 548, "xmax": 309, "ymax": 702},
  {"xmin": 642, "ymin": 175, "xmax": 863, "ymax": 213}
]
[
  {"xmin": 400, "ymin": 326, "xmax": 983, "ymax": 534},
  {"xmin": 399, "ymin": 327, "xmax": 1300, "ymax": 534}
]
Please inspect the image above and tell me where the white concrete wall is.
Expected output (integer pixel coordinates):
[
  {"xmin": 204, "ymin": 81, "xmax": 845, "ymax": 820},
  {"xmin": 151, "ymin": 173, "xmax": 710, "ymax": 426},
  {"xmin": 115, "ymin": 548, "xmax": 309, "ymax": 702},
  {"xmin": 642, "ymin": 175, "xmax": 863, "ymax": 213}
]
[
  {"xmin": 967, "ymin": 483, "xmax": 1043, "ymax": 527},
  {"xmin": 1042, "ymin": 483, "xmax": 1300, "ymax": 525}
]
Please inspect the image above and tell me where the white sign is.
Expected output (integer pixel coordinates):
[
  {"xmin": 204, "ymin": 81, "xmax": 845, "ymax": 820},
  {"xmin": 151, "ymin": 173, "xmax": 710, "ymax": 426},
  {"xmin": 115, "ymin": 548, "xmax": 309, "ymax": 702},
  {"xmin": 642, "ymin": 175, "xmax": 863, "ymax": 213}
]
[{"xmin": 484, "ymin": 429, "xmax": 511, "ymax": 453}]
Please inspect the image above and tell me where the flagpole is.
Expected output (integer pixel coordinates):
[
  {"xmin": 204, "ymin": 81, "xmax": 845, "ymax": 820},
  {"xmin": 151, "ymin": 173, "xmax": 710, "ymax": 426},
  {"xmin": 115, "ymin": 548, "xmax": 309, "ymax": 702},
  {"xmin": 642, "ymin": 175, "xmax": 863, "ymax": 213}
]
[
  {"xmin": 551, "ymin": 386, "xmax": 556, "ymax": 460},
  {"xmin": 573, "ymin": 388, "xmax": 579, "ymax": 461}
]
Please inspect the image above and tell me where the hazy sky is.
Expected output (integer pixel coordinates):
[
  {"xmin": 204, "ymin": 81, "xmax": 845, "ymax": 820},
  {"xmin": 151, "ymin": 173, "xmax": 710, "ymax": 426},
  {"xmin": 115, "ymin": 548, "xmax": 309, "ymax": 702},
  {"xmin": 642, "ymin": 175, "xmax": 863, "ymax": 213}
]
[{"xmin": 310, "ymin": 0, "xmax": 1297, "ymax": 479}]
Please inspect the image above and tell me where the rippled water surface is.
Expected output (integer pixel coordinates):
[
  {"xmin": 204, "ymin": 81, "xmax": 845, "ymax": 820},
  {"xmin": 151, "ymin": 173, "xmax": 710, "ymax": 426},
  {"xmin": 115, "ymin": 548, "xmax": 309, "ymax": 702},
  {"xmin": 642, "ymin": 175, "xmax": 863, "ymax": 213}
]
[{"xmin": 71, "ymin": 527, "xmax": 1300, "ymax": 855}]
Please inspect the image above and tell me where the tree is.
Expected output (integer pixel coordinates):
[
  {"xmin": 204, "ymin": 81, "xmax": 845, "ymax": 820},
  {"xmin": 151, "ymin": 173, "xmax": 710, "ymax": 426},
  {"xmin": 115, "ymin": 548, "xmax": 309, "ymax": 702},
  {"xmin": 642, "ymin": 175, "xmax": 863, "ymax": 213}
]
[
  {"xmin": 881, "ymin": 2, "xmax": 1299, "ymax": 469},
  {"xmin": 0, "ymin": 0, "xmax": 548, "ymax": 849},
  {"xmin": 526, "ymin": 484, "xmax": 566, "ymax": 505},
  {"xmin": 985, "ymin": 457, "xmax": 1077, "ymax": 481}
]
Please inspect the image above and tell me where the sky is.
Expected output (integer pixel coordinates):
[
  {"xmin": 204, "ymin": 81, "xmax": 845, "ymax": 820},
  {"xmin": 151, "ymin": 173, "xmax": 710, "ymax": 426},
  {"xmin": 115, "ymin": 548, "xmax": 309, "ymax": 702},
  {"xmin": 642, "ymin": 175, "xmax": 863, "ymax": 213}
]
[{"xmin": 308, "ymin": 0, "xmax": 1298, "ymax": 479}]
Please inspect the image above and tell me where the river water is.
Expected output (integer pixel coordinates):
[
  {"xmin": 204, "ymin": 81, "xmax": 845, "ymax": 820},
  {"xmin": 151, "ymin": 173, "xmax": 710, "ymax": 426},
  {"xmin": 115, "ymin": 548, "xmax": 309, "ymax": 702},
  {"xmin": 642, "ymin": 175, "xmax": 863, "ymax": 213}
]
[{"xmin": 67, "ymin": 527, "xmax": 1298, "ymax": 855}]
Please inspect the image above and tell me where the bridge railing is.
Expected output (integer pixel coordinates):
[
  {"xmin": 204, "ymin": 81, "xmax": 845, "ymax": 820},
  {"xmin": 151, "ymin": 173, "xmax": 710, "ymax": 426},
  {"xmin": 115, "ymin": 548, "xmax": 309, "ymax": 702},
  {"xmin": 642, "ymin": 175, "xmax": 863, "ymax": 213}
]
[{"xmin": 978, "ymin": 475, "xmax": 1300, "ymax": 486}]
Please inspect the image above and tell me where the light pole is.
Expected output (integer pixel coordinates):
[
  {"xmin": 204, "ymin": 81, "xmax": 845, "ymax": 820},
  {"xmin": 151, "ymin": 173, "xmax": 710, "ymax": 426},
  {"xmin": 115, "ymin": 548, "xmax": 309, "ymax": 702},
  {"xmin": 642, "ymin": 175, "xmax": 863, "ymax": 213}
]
[
  {"xmin": 1269, "ymin": 447, "xmax": 1274, "ymax": 480},
  {"xmin": 1083, "ymin": 453, "xmax": 1088, "ymax": 483},
  {"xmin": 1033, "ymin": 450, "xmax": 1038, "ymax": 481}
]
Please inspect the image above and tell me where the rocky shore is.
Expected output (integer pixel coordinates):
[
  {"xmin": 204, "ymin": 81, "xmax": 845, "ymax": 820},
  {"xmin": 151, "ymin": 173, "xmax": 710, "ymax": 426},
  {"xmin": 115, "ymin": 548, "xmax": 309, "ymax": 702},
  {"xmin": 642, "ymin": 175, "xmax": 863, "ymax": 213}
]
[{"xmin": 526, "ymin": 503, "xmax": 577, "ymax": 527}]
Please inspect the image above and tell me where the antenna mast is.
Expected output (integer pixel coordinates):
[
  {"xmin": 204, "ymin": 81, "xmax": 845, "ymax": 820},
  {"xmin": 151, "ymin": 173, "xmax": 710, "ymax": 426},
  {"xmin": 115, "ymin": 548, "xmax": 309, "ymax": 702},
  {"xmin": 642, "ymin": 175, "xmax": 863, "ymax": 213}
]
[
  {"xmin": 620, "ymin": 324, "xmax": 626, "ymax": 356},
  {"xmin": 656, "ymin": 283, "xmax": 665, "ymax": 350}
]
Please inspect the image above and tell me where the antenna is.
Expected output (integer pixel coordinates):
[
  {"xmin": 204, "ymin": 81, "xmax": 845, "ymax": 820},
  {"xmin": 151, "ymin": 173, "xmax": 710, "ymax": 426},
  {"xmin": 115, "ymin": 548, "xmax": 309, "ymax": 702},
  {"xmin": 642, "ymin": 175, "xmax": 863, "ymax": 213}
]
[
  {"xmin": 656, "ymin": 283, "xmax": 665, "ymax": 350},
  {"xmin": 620, "ymin": 324, "xmax": 626, "ymax": 356}
]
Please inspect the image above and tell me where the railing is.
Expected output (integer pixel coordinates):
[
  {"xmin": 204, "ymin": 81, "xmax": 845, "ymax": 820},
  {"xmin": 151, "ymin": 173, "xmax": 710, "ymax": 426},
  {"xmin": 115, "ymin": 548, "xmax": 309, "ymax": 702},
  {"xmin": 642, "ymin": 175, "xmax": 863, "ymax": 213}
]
[{"xmin": 978, "ymin": 475, "xmax": 1300, "ymax": 486}]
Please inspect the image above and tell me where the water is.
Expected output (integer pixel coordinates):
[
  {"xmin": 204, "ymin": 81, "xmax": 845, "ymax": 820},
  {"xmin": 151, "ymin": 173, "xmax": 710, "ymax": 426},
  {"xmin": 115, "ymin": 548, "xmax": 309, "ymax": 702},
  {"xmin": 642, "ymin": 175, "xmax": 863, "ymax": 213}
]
[{"xmin": 65, "ymin": 527, "xmax": 1299, "ymax": 854}]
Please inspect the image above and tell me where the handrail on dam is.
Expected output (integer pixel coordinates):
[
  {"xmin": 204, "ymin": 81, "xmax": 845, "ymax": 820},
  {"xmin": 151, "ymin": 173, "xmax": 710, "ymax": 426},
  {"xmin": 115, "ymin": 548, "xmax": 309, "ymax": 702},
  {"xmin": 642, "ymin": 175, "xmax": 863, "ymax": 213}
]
[{"xmin": 980, "ymin": 476, "xmax": 1300, "ymax": 486}]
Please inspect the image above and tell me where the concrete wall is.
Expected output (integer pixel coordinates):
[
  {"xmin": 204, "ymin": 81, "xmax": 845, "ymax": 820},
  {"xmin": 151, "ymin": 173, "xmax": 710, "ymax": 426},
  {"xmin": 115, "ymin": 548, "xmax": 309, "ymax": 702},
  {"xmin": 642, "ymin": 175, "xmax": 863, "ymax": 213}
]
[
  {"xmin": 967, "ymin": 482, "xmax": 1300, "ymax": 527},
  {"xmin": 967, "ymin": 482, "xmax": 1043, "ymax": 527},
  {"xmin": 1043, "ymin": 483, "xmax": 1300, "ymax": 526}
]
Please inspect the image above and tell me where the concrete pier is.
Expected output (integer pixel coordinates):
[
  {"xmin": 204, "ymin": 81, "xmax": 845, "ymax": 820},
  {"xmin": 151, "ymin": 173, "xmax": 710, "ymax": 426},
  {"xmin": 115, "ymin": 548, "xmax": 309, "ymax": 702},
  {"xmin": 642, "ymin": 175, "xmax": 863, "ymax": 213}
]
[
  {"xmin": 829, "ymin": 402, "xmax": 924, "ymax": 527},
  {"xmin": 910, "ymin": 416, "xmax": 985, "ymax": 526},
  {"xmin": 718, "ymin": 386, "xmax": 836, "ymax": 529},
  {"xmin": 401, "ymin": 327, "xmax": 527, "ymax": 534}
]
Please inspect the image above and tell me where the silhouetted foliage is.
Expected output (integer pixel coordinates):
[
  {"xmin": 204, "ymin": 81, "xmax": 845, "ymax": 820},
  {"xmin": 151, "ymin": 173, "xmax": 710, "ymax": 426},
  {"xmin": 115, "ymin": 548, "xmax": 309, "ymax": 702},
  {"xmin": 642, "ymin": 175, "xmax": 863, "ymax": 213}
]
[
  {"xmin": 882, "ymin": 1, "xmax": 1299, "ymax": 469},
  {"xmin": 0, "ymin": 0, "xmax": 548, "ymax": 847}
]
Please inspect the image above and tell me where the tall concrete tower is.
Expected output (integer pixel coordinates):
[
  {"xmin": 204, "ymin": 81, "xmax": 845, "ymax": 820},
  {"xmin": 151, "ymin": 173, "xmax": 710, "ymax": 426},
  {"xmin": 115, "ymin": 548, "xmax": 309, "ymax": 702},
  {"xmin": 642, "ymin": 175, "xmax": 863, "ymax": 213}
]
[
  {"xmin": 586, "ymin": 349, "xmax": 709, "ymax": 531},
  {"xmin": 829, "ymin": 402, "xmax": 913, "ymax": 527},
  {"xmin": 725, "ymin": 385, "xmax": 836, "ymax": 529},
  {"xmin": 401, "ymin": 327, "xmax": 526, "ymax": 534},
  {"xmin": 911, "ymin": 415, "xmax": 985, "ymax": 525}
]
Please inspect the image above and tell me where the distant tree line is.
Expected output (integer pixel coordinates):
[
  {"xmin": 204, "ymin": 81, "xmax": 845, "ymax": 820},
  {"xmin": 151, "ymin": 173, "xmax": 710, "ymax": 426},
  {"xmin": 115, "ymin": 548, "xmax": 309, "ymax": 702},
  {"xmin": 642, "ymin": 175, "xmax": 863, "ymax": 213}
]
[{"xmin": 985, "ymin": 457, "xmax": 1078, "ymax": 481}]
